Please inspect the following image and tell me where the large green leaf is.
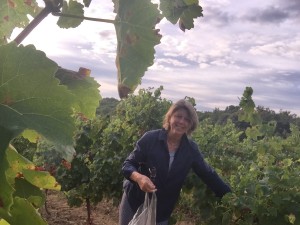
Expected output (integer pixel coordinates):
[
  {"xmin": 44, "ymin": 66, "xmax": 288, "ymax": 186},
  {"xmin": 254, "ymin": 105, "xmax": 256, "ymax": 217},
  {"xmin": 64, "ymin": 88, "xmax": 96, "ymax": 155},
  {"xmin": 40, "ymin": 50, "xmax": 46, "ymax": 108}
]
[
  {"xmin": 9, "ymin": 197, "xmax": 47, "ymax": 225},
  {"xmin": 5, "ymin": 145, "xmax": 61, "ymax": 190},
  {"xmin": 0, "ymin": 146, "xmax": 14, "ymax": 221},
  {"xmin": 114, "ymin": 0, "xmax": 162, "ymax": 98},
  {"xmin": 0, "ymin": 0, "xmax": 41, "ymax": 45},
  {"xmin": 0, "ymin": 141, "xmax": 59, "ymax": 224},
  {"xmin": 0, "ymin": 43, "xmax": 76, "ymax": 145},
  {"xmin": 0, "ymin": 219, "xmax": 10, "ymax": 225},
  {"xmin": 5, "ymin": 145, "xmax": 34, "ymax": 185},
  {"xmin": 14, "ymin": 178, "xmax": 45, "ymax": 208},
  {"xmin": 159, "ymin": 0, "xmax": 203, "ymax": 31},
  {"xmin": 55, "ymin": 67, "xmax": 101, "ymax": 118},
  {"xmin": 23, "ymin": 169, "xmax": 61, "ymax": 190}
]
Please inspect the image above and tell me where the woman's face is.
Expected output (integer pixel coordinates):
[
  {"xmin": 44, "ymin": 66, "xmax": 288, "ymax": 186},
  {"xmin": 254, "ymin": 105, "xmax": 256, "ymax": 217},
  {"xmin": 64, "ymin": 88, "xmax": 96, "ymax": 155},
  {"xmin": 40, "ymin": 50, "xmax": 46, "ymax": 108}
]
[{"xmin": 169, "ymin": 108, "xmax": 191, "ymax": 137}]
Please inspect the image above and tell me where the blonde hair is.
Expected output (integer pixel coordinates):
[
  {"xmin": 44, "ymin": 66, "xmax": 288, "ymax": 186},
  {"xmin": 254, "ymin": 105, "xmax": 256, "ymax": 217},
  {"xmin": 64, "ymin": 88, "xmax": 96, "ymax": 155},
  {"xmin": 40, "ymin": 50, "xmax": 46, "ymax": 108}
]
[{"xmin": 163, "ymin": 99, "xmax": 198, "ymax": 135}]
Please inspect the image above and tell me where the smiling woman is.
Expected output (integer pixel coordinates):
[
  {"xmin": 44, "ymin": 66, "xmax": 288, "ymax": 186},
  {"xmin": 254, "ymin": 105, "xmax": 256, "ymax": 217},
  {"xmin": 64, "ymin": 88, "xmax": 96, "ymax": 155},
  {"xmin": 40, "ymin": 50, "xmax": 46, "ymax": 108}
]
[{"xmin": 119, "ymin": 99, "xmax": 232, "ymax": 225}]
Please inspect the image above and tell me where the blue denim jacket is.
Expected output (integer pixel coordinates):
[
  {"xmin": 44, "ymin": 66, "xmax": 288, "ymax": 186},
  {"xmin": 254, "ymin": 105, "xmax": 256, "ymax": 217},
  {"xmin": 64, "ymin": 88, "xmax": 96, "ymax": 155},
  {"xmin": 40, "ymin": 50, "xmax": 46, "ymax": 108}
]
[{"xmin": 122, "ymin": 129, "xmax": 231, "ymax": 222}]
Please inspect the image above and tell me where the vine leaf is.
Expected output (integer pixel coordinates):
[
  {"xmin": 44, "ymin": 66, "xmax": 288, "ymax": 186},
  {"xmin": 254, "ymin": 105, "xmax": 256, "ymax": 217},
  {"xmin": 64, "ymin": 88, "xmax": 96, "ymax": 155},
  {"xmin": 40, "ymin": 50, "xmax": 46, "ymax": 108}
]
[
  {"xmin": 57, "ymin": 0, "xmax": 84, "ymax": 28},
  {"xmin": 5, "ymin": 145, "xmax": 35, "ymax": 186},
  {"xmin": 6, "ymin": 145, "xmax": 61, "ymax": 190},
  {"xmin": 114, "ymin": 0, "xmax": 162, "ymax": 98},
  {"xmin": 23, "ymin": 169, "xmax": 61, "ymax": 190},
  {"xmin": 0, "ymin": 145, "xmax": 14, "ymax": 217},
  {"xmin": 0, "ymin": 145, "xmax": 56, "ymax": 224},
  {"xmin": 0, "ymin": 43, "xmax": 76, "ymax": 146},
  {"xmin": 0, "ymin": 219, "xmax": 10, "ymax": 224},
  {"xmin": 10, "ymin": 197, "xmax": 47, "ymax": 225},
  {"xmin": 0, "ymin": 0, "xmax": 41, "ymax": 44},
  {"xmin": 55, "ymin": 67, "xmax": 101, "ymax": 118},
  {"xmin": 14, "ymin": 178, "xmax": 46, "ymax": 208},
  {"xmin": 159, "ymin": 0, "xmax": 203, "ymax": 31},
  {"xmin": 83, "ymin": 0, "xmax": 92, "ymax": 7}
]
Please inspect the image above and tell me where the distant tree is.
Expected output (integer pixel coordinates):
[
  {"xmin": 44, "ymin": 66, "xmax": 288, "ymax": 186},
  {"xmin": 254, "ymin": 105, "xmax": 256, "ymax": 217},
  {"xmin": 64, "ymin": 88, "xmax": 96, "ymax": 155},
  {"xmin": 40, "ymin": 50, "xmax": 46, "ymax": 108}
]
[
  {"xmin": 197, "ymin": 104, "xmax": 299, "ymax": 139},
  {"xmin": 96, "ymin": 98, "xmax": 120, "ymax": 116},
  {"xmin": 256, "ymin": 106, "xmax": 299, "ymax": 138}
]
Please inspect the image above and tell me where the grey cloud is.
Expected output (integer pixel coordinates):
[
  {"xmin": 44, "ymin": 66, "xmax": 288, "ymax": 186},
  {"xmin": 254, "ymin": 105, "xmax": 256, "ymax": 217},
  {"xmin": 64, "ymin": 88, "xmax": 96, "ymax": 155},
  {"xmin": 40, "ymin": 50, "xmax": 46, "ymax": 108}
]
[
  {"xmin": 276, "ymin": 0, "xmax": 300, "ymax": 12},
  {"xmin": 242, "ymin": 0, "xmax": 300, "ymax": 25},
  {"xmin": 156, "ymin": 54, "xmax": 199, "ymax": 68},
  {"xmin": 245, "ymin": 70, "xmax": 300, "ymax": 110},
  {"xmin": 243, "ymin": 6, "xmax": 289, "ymax": 24},
  {"xmin": 201, "ymin": 6, "xmax": 234, "ymax": 26},
  {"xmin": 202, "ymin": 1, "xmax": 300, "ymax": 26},
  {"xmin": 98, "ymin": 30, "xmax": 115, "ymax": 39},
  {"xmin": 250, "ymin": 70, "xmax": 300, "ymax": 88},
  {"xmin": 234, "ymin": 60, "xmax": 257, "ymax": 69}
]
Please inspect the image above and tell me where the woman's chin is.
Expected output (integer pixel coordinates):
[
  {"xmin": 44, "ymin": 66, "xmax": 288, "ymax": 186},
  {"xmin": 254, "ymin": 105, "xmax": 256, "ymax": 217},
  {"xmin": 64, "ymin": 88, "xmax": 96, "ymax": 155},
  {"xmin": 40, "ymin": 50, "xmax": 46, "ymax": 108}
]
[{"xmin": 170, "ymin": 129, "xmax": 186, "ymax": 136}]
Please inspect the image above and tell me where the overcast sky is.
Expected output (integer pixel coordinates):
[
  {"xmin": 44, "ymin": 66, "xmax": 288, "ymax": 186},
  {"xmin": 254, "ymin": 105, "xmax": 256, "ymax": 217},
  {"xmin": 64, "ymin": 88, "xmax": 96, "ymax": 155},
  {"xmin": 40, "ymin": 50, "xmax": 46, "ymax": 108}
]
[{"xmin": 12, "ymin": 0, "xmax": 300, "ymax": 116}]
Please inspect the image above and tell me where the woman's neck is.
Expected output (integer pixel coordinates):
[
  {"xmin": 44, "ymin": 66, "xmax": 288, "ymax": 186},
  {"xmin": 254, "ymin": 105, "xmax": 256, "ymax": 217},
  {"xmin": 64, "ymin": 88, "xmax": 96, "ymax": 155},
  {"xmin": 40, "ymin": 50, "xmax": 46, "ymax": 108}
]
[{"xmin": 167, "ymin": 133, "xmax": 181, "ymax": 152}]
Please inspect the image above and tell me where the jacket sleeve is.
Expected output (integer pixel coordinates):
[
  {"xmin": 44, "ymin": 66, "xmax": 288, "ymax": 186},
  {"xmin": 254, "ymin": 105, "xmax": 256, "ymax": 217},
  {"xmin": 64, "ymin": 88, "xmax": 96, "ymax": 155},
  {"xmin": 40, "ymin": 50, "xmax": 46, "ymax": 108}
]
[
  {"xmin": 121, "ymin": 132, "xmax": 149, "ymax": 180},
  {"xmin": 191, "ymin": 143, "xmax": 231, "ymax": 197}
]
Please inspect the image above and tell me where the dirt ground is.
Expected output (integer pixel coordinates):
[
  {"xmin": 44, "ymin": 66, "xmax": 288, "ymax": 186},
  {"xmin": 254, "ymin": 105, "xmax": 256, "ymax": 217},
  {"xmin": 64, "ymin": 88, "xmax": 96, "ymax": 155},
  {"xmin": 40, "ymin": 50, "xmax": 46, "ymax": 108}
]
[
  {"xmin": 39, "ymin": 191, "xmax": 192, "ymax": 225},
  {"xmin": 40, "ymin": 191, "xmax": 119, "ymax": 225}
]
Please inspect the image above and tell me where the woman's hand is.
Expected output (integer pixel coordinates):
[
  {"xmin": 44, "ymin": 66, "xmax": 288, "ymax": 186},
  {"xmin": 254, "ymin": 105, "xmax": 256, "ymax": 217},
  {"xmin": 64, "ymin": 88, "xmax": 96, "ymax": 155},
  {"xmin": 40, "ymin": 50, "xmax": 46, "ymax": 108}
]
[{"xmin": 130, "ymin": 171, "xmax": 157, "ymax": 192}]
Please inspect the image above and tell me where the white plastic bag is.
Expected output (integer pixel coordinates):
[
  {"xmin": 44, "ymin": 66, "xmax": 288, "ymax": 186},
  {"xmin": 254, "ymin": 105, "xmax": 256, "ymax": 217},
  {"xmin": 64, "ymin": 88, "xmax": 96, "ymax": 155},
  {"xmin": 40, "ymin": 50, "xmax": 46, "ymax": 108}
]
[{"xmin": 128, "ymin": 192, "xmax": 157, "ymax": 225}]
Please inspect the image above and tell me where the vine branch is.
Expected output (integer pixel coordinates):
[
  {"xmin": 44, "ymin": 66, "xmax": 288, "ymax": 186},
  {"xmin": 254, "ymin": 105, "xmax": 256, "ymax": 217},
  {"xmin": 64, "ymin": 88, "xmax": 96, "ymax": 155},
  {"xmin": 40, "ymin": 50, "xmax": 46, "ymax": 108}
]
[
  {"xmin": 52, "ymin": 12, "xmax": 115, "ymax": 24},
  {"xmin": 14, "ymin": 0, "xmax": 63, "ymax": 45}
]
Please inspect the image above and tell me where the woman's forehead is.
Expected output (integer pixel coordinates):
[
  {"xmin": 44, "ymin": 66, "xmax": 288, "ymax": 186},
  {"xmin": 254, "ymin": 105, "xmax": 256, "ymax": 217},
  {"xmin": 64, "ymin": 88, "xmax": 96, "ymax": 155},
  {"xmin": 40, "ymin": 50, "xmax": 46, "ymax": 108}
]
[{"xmin": 173, "ymin": 108, "xmax": 189, "ymax": 115}]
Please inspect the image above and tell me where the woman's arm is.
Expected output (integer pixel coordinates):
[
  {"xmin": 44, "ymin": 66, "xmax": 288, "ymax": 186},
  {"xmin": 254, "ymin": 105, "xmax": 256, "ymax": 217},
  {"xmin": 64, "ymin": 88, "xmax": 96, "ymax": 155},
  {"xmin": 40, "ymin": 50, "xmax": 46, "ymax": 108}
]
[
  {"xmin": 191, "ymin": 144, "xmax": 231, "ymax": 197},
  {"xmin": 121, "ymin": 132, "xmax": 157, "ymax": 192}
]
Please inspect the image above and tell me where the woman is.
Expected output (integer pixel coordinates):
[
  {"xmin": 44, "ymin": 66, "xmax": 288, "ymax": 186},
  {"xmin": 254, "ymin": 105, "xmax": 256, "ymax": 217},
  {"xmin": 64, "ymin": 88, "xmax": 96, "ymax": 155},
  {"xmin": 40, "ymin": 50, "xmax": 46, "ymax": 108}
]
[{"xmin": 119, "ymin": 99, "xmax": 231, "ymax": 225}]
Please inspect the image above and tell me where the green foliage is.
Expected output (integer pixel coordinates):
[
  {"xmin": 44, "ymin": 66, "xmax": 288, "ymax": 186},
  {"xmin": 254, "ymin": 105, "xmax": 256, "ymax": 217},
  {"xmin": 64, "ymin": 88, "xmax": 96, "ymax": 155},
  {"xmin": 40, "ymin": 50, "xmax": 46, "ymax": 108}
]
[
  {"xmin": 57, "ymin": 0, "xmax": 84, "ymax": 28},
  {"xmin": 159, "ymin": 0, "xmax": 203, "ymax": 31},
  {"xmin": 0, "ymin": 145, "xmax": 60, "ymax": 225},
  {"xmin": 114, "ymin": 0, "xmax": 162, "ymax": 97},
  {"xmin": 34, "ymin": 113, "xmax": 99, "ymax": 207},
  {"xmin": 11, "ymin": 137, "xmax": 37, "ymax": 161},
  {"xmin": 193, "ymin": 119, "xmax": 246, "ymax": 175},
  {"xmin": 96, "ymin": 97, "xmax": 120, "ymax": 116},
  {"xmin": 198, "ymin": 105, "xmax": 299, "ymax": 139},
  {"xmin": 9, "ymin": 197, "xmax": 47, "ymax": 225},
  {"xmin": 0, "ymin": 42, "xmax": 100, "ymax": 225},
  {"xmin": 0, "ymin": 0, "xmax": 40, "ymax": 44},
  {"xmin": 55, "ymin": 68, "xmax": 101, "ymax": 118},
  {"xmin": 0, "ymin": 43, "xmax": 76, "ymax": 146}
]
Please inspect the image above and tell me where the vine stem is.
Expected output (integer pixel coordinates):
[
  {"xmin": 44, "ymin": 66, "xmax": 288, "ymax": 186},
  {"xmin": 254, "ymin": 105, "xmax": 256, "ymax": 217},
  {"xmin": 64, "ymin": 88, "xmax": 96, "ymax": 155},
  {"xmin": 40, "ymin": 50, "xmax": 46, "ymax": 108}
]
[
  {"xmin": 44, "ymin": 189, "xmax": 51, "ymax": 215},
  {"xmin": 14, "ymin": 7, "xmax": 51, "ymax": 45},
  {"xmin": 86, "ymin": 198, "xmax": 93, "ymax": 225},
  {"xmin": 52, "ymin": 12, "xmax": 115, "ymax": 24}
]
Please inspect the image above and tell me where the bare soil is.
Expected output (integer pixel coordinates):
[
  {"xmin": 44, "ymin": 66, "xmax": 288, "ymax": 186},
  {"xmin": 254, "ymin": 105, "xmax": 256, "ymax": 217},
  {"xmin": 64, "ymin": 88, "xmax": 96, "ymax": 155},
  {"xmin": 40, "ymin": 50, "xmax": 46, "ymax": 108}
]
[
  {"xmin": 40, "ymin": 191, "xmax": 119, "ymax": 225},
  {"xmin": 39, "ymin": 191, "xmax": 192, "ymax": 225}
]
